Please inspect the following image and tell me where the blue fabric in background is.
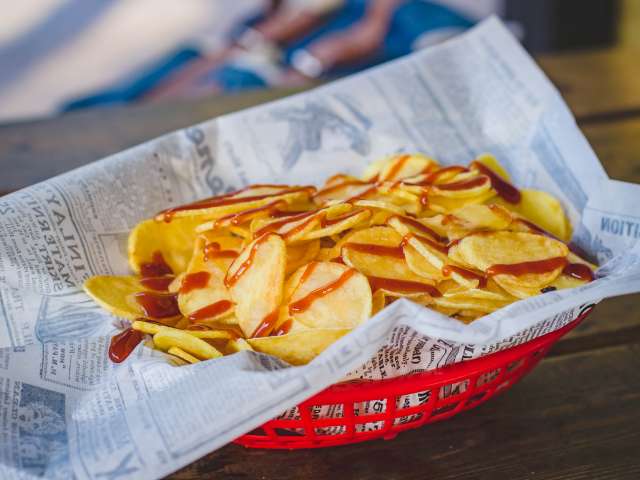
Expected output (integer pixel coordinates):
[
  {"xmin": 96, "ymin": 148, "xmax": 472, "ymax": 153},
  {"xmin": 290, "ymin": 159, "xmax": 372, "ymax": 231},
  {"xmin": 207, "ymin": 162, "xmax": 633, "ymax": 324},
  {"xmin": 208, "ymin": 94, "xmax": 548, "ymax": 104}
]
[{"xmin": 63, "ymin": 1, "xmax": 474, "ymax": 112}]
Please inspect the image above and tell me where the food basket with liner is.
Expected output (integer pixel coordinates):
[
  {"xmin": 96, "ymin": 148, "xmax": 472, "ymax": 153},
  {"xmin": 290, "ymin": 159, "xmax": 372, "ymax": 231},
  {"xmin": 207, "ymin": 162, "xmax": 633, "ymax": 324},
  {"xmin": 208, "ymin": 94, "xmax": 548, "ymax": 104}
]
[{"xmin": 236, "ymin": 307, "xmax": 593, "ymax": 449}]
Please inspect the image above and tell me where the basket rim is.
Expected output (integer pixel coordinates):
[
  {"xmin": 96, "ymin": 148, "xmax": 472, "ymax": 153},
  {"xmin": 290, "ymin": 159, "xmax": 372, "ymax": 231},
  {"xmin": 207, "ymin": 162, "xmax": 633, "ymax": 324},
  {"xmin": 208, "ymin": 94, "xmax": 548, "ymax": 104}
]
[{"xmin": 302, "ymin": 308, "xmax": 592, "ymax": 405}]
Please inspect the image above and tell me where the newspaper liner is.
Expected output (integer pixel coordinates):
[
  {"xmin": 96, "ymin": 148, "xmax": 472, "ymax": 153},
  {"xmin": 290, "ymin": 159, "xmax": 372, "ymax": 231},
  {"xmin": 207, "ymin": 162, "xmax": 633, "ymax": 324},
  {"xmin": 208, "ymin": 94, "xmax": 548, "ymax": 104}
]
[{"xmin": 1, "ymin": 18, "xmax": 640, "ymax": 480}]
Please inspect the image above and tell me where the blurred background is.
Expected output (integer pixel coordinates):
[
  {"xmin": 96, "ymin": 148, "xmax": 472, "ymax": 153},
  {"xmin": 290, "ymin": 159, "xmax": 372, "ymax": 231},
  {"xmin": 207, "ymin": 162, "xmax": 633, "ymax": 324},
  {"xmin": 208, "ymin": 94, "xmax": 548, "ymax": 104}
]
[{"xmin": 0, "ymin": 0, "xmax": 638, "ymax": 123}]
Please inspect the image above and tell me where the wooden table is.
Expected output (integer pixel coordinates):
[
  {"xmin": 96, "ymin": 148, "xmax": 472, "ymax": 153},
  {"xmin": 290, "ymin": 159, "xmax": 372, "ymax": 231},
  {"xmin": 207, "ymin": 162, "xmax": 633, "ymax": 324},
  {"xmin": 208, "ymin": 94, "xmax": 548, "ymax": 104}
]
[{"xmin": 2, "ymin": 48, "xmax": 640, "ymax": 479}]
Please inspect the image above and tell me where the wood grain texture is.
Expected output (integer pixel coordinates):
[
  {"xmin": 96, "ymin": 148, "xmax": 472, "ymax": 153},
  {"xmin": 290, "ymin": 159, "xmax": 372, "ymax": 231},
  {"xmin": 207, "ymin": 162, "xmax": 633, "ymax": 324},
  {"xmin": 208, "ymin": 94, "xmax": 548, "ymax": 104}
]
[
  {"xmin": 169, "ymin": 344, "xmax": 640, "ymax": 480},
  {"xmin": 1, "ymin": 49, "xmax": 640, "ymax": 193}
]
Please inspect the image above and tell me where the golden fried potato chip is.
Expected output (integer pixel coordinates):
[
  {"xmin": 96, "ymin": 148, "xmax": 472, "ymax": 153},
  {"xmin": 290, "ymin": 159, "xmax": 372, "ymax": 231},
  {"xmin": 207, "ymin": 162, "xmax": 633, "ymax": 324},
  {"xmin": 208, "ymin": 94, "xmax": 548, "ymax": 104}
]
[
  {"xmin": 500, "ymin": 189, "xmax": 571, "ymax": 241},
  {"xmin": 285, "ymin": 239, "xmax": 321, "ymax": 275},
  {"xmin": 168, "ymin": 346, "xmax": 200, "ymax": 364},
  {"xmin": 251, "ymin": 204, "xmax": 351, "ymax": 243},
  {"xmin": 386, "ymin": 217, "xmax": 449, "ymax": 271},
  {"xmin": 84, "ymin": 275, "xmax": 181, "ymax": 321},
  {"xmin": 473, "ymin": 153, "xmax": 510, "ymax": 181},
  {"xmin": 153, "ymin": 328, "xmax": 222, "ymax": 360},
  {"xmin": 303, "ymin": 208, "xmax": 371, "ymax": 240},
  {"xmin": 426, "ymin": 190, "xmax": 496, "ymax": 213},
  {"xmin": 341, "ymin": 226, "xmax": 434, "ymax": 283},
  {"xmin": 403, "ymin": 243, "xmax": 443, "ymax": 281},
  {"xmin": 449, "ymin": 231, "xmax": 569, "ymax": 298},
  {"xmin": 247, "ymin": 328, "xmax": 351, "ymax": 365},
  {"xmin": 373, "ymin": 153, "xmax": 438, "ymax": 182},
  {"xmin": 226, "ymin": 233, "xmax": 286, "ymax": 337},
  {"xmin": 128, "ymin": 218, "xmax": 203, "ymax": 275},
  {"xmin": 177, "ymin": 236, "xmax": 235, "ymax": 322},
  {"xmin": 285, "ymin": 262, "xmax": 371, "ymax": 329},
  {"xmin": 156, "ymin": 185, "xmax": 315, "ymax": 222},
  {"xmin": 429, "ymin": 172, "xmax": 492, "ymax": 199}
]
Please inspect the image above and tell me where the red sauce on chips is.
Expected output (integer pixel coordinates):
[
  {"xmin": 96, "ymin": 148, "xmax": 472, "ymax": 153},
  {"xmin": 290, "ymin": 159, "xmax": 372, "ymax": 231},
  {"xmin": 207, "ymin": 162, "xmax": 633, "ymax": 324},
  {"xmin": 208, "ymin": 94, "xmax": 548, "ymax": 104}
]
[
  {"xmin": 442, "ymin": 265, "xmax": 487, "ymax": 288},
  {"xmin": 392, "ymin": 216, "xmax": 448, "ymax": 243},
  {"xmin": 381, "ymin": 154, "xmax": 410, "ymax": 181},
  {"xmin": 368, "ymin": 276, "xmax": 441, "ymax": 297},
  {"xmin": 203, "ymin": 242, "xmax": 238, "ymax": 261},
  {"xmin": 108, "ymin": 328, "xmax": 143, "ymax": 363},
  {"xmin": 252, "ymin": 309, "xmax": 280, "ymax": 337},
  {"xmin": 321, "ymin": 209, "xmax": 365, "ymax": 227},
  {"xmin": 406, "ymin": 232, "xmax": 450, "ymax": 254},
  {"xmin": 562, "ymin": 263, "xmax": 594, "ymax": 281},
  {"xmin": 187, "ymin": 300, "xmax": 233, "ymax": 321},
  {"xmin": 254, "ymin": 210, "xmax": 317, "ymax": 237},
  {"xmin": 180, "ymin": 271, "xmax": 210, "ymax": 294},
  {"xmin": 435, "ymin": 175, "xmax": 489, "ymax": 191},
  {"xmin": 224, "ymin": 233, "xmax": 275, "ymax": 287},
  {"xmin": 272, "ymin": 319, "xmax": 293, "ymax": 336},
  {"xmin": 140, "ymin": 251, "xmax": 173, "ymax": 277},
  {"xmin": 487, "ymin": 256, "xmax": 568, "ymax": 277},
  {"xmin": 139, "ymin": 276, "xmax": 174, "ymax": 291},
  {"xmin": 214, "ymin": 199, "xmax": 287, "ymax": 227},
  {"xmin": 471, "ymin": 161, "xmax": 521, "ymax": 204},
  {"xmin": 158, "ymin": 185, "xmax": 315, "ymax": 222},
  {"xmin": 289, "ymin": 268, "xmax": 357, "ymax": 314},
  {"xmin": 134, "ymin": 292, "xmax": 180, "ymax": 318},
  {"xmin": 342, "ymin": 242, "xmax": 405, "ymax": 259}
]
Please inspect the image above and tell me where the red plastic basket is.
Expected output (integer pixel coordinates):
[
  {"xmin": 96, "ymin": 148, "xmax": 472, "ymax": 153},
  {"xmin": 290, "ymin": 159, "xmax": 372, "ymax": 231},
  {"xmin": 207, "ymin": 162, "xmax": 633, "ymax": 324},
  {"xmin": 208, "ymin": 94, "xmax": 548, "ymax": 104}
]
[{"xmin": 236, "ymin": 310, "xmax": 590, "ymax": 449}]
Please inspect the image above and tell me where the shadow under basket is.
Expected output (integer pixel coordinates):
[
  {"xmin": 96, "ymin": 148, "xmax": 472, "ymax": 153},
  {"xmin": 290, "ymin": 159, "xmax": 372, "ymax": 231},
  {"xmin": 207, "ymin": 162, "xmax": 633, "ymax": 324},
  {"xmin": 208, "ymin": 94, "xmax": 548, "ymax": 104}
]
[{"xmin": 235, "ymin": 310, "xmax": 591, "ymax": 449}]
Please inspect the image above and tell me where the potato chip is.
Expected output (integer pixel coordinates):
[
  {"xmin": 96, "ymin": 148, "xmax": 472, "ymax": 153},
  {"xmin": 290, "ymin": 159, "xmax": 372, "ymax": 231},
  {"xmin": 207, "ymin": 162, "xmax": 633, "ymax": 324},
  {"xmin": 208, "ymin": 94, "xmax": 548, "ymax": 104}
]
[
  {"xmin": 168, "ymin": 346, "xmax": 200, "ymax": 364},
  {"xmin": 284, "ymin": 262, "xmax": 371, "ymax": 330},
  {"xmin": 177, "ymin": 236, "xmax": 234, "ymax": 323},
  {"xmin": 153, "ymin": 328, "xmax": 222, "ymax": 360},
  {"xmin": 341, "ymin": 226, "xmax": 435, "ymax": 285},
  {"xmin": 374, "ymin": 153, "xmax": 438, "ymax": 182},
  {"xmin": 473, "ymin": 153, "xmax": 511, "ymax": 181},
  {"xmin": 303, "ymin": 208, "xmax": 371, "ymax": 240},
  {"xmin": 128, "ymin": 218, "xmax": 203, "ymax": 275},
  {"xmin": 251, "ymin": 204, "xmax": 351, "ymax": 243},
  {"xmin": 156, "ymin": 185, "xmax": 315, "ymax": 222},
  {"xmin": 386, "ymin": 216, "xmax": 449, "ymax": 272},
  {"xmin": 285, "ymin": 239, "xmax": 321, "ymax": 275},
  {"xmin": 84, "ymin": 275, "xmax": 181, "ymax": 321},
  {"xmin": 500, "ymin": 189, "xmax": 571, "ymax": 241},
  {"xmin": 226, "ymin": 233, "xmax": 286, "ymax": 337},
  {"xmin": 449, "ymin": 231, "xmax": 569, "ymax": 298},
  {"xmin": 247, "ymin": 329, "xmax": 351, "ymax": 365}
]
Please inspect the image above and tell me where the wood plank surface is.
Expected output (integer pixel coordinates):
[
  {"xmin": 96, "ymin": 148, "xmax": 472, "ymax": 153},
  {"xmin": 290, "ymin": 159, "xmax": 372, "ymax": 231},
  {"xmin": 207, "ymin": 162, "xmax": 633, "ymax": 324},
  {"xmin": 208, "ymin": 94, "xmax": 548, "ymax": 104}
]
[
  {"xmin": 169, "ymin": 343, "xmax": 640, "ymax": 480},
  {"xmin": 1, "ymin": 48, "xmax": 640, "ymax": 194}
]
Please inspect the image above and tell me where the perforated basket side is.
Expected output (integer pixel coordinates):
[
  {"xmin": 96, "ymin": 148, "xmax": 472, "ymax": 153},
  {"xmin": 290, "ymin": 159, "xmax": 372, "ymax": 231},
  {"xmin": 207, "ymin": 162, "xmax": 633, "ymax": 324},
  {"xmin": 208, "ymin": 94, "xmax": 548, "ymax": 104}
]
[{"xmin": 236, "ymin": 313, "xmax": 587, "ymax": 449}]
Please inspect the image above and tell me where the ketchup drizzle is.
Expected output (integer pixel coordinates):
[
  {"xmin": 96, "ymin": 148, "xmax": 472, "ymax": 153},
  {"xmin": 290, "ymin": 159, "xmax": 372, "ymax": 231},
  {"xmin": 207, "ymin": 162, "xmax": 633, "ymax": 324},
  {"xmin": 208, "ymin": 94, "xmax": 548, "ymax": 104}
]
[
  {"xmin": 139, "ymin": 276, "xmax": 174, "ymax": 291},
  {"xmin": 251, "ymin": 309, "xmax": 280, "ymax": 338},
  {"xmin": 435, "ymin": 175, "xmax": 489, "ymax": 191},
  {"xmin": 108, "ymin": 328, "xmax": 143, "ymax": 363},
  {"xmin": 487, "ymin": 256, "xmax": 568, "ymax": 277},
  {"xmin": 225, "ymin": 233, "xmax": 274, "ymax": 287},
  {"xmin": 289, "ymin": 269, "xmax": 357, "ymax": 314},
  {"xmin": 471, "ymin": 161, "xmax": 521, "ymax": 204},
  {"xmin": 188, "ymin": 300, "xmax": 233, "ymax": 321},
  {"xmin": 342, "ymin": 242, "xmax": 405, "ymax": 259},
  {"xmin": 158, "ymin": 185, "xmax": 315, "ymax": 221},
  {"xmin": 368, "ymin": 276, "xmax": 441, "ymax": 297},
  {"xmin": 203, "ymin": 242, "xmax": 238, "ymax": 261},
  {"xmin": 563, "ymin": 263, "xmax": 594, "ymax": 281},
  {"xmin": 134, "ymin": 292, "xmax": 180, "ymax": 318},
  {"xmin": 140, "ymin": 251, "xmax": 173, "ymax": 277},
  {"xmin": 442, "ymin": 265, "xmax": 487, "ymax": 288},
  {"xmin": 180, "ymin": 271, "xmax": 210, "ymax": 294}
]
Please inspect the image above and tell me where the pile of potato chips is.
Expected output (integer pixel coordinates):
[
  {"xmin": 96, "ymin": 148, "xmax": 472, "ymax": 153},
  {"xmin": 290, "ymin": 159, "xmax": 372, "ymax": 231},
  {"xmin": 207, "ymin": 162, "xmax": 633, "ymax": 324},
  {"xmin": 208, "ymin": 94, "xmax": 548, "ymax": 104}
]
[{"xmin": 84, "ymin": 153, "xmax": 596, "ymax": 366}]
